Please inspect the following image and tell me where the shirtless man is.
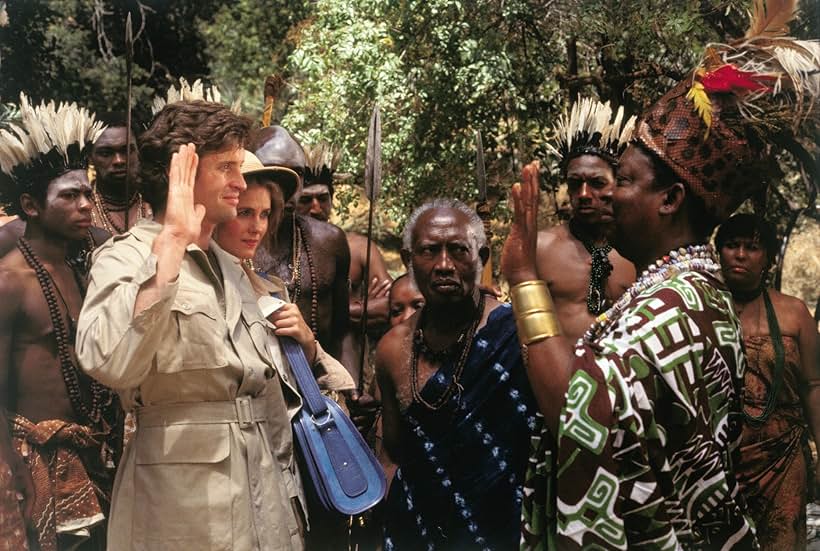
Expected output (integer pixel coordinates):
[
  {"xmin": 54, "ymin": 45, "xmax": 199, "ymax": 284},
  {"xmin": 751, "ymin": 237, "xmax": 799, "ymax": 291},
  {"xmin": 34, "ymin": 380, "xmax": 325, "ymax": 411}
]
[
  {"xmin": 537, "ymin": 98, "xmax": 636, "ymax": 341},
  {"xmin": 87, "ymin": 113, "xmax": 151, "ymax": 234},
  {"xmin": 0, "ymin": 114, "xmax": 139, "ymax": 258},
  {"xmin": 0, "ymin": 97, "xmax": 120, "ymax": 550},
  {"xmin": 295, "ymin": 143, "xmax": 392, "ymax": 384},
  {"xmin": 377, "ymin": 199, "xmax": 537, "ymax": 549},
  {"xmin": 250, "ymin": 126, "xmax": 354, "ymax": 376}
]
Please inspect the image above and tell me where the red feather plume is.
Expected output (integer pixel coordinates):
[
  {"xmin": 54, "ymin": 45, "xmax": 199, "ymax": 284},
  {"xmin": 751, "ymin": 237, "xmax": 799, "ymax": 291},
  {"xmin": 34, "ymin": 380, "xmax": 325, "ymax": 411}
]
[{"xmin": 698, "ymin": 64, "xmax": 778, "ymax": 94}]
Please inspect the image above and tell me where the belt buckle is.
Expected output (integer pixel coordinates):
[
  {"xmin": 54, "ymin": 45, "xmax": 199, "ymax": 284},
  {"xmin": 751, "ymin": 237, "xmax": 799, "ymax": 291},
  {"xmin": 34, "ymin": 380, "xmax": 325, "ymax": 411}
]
[{"xmin": 235, "ymin": 396, "xmax": 254, "ymax": 428}]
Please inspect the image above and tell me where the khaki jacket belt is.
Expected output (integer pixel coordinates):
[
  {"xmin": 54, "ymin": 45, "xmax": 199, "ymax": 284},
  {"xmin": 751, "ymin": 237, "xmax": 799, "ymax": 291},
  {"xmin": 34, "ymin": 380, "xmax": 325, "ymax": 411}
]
[{"xmin": 136, "ymin": 396, "xmax": 269, "ymax": 428}]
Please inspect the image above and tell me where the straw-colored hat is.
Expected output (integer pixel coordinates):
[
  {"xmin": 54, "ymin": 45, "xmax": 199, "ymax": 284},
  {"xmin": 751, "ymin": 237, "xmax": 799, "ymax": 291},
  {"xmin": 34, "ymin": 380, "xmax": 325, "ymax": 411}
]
[{"xmin": 240, "ymin": 150, "xmax": 299, "ymax": 202}]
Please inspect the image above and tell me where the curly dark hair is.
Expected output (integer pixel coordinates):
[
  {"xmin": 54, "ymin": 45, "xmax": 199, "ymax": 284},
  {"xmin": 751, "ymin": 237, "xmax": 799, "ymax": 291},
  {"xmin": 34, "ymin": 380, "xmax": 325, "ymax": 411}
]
[{"xmin": 139, "ymin": 101, "xmax": 252, "ymax": 213}]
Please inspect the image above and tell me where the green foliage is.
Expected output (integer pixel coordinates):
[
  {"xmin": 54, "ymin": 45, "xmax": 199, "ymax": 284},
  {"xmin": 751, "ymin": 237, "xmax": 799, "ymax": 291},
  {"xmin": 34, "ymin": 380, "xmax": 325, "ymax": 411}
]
[
  {"xmin": 199, "ymin": 0, "xmax": 308, "ymax": 116},
  {"xmin": 282, "ymin": 0, "xmax": 414, "ymax": 234},
  {"xmin": 0, "ymin": 0, "xmax": 816, "ymax": 264}
]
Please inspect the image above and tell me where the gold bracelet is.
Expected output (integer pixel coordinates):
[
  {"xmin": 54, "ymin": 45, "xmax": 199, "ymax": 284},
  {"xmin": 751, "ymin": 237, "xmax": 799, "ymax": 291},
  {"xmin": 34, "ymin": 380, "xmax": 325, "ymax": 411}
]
[
  {"xmin": 510, "ymin": 280, "xmax": 562, "ymax": 344},
  {"xmin": 510, "ymin": 280, "xmax": 555, "ymax": 315}
]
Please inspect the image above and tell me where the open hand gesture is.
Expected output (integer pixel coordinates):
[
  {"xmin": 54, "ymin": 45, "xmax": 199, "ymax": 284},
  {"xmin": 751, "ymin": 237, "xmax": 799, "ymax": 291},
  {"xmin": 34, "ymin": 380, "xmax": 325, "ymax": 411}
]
[
  {"xmin": 163, "ymin": 143, "xmax": 204, "ymax": 245},
  {"xmin": 501, "ymin": 160, "xmax": 541, "ymax": 286}
]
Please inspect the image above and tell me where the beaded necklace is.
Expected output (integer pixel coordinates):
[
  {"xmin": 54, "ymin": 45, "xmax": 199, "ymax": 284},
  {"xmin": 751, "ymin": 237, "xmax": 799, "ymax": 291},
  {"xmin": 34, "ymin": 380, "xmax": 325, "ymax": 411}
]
[
  {"xmin": 91, "ymin": 183, "xmax": 146, "ymax": 235},
  {"xmin": 410, "ymin": 292, "xmax": 485, "ymax": 411},
  {"xmin": 16, "ymin": 237, "xmax": 115, "ymax": 426},
  {"xmin": 570, "ymin": 220, "xmax": 614, "ymax": 315},
  {"xmin": 288, "ymin": 216, "xmax": 319, "ymax": 335},
  {"xmin": 583, "ymin": 244, "xmax": 721, "ymax": 344}
]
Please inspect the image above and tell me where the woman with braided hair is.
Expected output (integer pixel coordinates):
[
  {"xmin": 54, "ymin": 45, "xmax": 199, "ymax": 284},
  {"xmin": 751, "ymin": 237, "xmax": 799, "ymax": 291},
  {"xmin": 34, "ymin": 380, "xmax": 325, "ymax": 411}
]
[{"xmin": 717, "ymin": 213, "xmax": 820, "ymax": 550}]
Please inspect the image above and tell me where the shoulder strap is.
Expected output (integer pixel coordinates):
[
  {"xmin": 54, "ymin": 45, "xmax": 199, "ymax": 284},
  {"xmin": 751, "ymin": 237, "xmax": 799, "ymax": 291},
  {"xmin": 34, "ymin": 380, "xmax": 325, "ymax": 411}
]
[{"xmin": 271, "ymin": 293, "xmax": 328, "ymax": 418}]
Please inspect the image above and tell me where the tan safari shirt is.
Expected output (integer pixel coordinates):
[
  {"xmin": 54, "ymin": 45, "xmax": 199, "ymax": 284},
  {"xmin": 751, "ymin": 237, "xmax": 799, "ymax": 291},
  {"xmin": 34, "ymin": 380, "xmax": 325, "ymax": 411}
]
[{"xmin": 77, "ymin": 220, "xmax": 321, "ymax": 551}]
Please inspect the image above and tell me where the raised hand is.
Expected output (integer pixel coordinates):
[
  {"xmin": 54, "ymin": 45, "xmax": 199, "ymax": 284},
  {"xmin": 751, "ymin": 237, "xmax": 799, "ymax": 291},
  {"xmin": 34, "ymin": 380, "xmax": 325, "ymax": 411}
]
[
  {"xmin": 501, "ymin": 160, "xmax": 540, "ymax": 286},
  {"xmin": 163, "ymin": 143, "xmax": 204, "ymax": 245},
  {"xmin": 268, "ymin": 303, "xmax": 318, "ymax": 363}
]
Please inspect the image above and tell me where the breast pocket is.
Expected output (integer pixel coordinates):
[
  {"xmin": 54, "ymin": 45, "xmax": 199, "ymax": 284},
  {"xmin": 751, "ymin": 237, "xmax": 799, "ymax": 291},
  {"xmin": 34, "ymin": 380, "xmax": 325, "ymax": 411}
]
[{"xmin": 156, "ymin": 292, "xmax": 229, "ymax": 374}]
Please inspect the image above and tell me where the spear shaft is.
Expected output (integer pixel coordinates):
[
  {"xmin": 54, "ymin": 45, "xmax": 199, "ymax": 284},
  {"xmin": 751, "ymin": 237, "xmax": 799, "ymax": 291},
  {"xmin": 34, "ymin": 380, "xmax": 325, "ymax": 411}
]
[
  {"xmin": 475, "ymin": 130, "xmax": 493, "ymax": 287},
  {"xmin": 358, "ymin": 105, "xmax": 381, "ymax": 393},
  {"xmin": 124, "ymin": 13, "xmax": 133, "ymax": 230}
]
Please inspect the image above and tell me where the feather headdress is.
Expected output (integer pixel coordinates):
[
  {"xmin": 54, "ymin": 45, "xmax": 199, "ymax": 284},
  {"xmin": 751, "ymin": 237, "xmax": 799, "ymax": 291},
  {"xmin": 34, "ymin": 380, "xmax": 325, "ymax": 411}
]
[
  {"xmin": 548, "ymin": 97, "xmax": 636, "ymax": 170},
  {"xmin": 303, "ymin": 142, "xmax": 341, "ymax": 190},
  {"xmin": 635, "ymin": 0, "xmax": 819, "ymax": 223},
  {"xmin": 0, "ymin": 93, "xmax": 103, "ymax": 215},
  {"xmin": 687, "ymin": 0, "xmax": 819, "ymax": 137},
  {"xmin": 152, "ymin": 77, "xmax": 241, "ymax": 115}
]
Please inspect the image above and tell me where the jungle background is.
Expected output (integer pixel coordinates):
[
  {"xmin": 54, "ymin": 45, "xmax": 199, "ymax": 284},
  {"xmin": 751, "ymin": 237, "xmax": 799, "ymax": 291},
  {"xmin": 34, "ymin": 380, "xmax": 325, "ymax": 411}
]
[{"xmin": 0, "ymin": 0, "xmax": 817, "ymax": 313}]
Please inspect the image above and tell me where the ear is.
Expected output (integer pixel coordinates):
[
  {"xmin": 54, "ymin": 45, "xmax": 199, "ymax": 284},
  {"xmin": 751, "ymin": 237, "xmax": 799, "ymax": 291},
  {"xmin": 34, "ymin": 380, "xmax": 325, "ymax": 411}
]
[
  {"xmin": 19, "ymin": 193, "xmax": 41, "ymax": 220},
  {"xmin": 478, "ymin": 245, "xmax": 490, "ymax": 267},
  {"xmin": 400, "ymin": 248, "xmax": 411, "ymax": 269},
  {"xmin": 658, "ymin": 182, "xmax": 686, "ymax": 216}
]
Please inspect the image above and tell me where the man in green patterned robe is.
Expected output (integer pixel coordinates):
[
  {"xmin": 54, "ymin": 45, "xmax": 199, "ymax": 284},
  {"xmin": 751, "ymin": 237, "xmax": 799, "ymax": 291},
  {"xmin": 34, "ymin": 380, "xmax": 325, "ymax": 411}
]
[
  {"xmin": 512, "ymin": 148, "xmax": 756, "ymax": 549},
  {"xmin": 507, "ymin": 6, "xmax": 818, "ymax": 546},
  {"xmin": 509, "ymin": 86, "xmax": 776, "ymax": 551}
]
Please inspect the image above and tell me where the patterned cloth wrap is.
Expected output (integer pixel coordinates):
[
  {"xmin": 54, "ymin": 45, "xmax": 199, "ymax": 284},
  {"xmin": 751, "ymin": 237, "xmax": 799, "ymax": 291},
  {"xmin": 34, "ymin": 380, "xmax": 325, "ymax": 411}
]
[
  {"xmin": 737, "ymin": 335, "xmax": 812, "ymax": 551},
  {"xmin": 0, "ymin": 440, "xmax": 27, "ymax": 551},
  {"xmin": 9, "ymin": 415, "xmax": 110, "ymax": 551},
  {"xmin": 522, "ymin": 270, "xmax": 758, "ymax": 550},
  {"xmin": 384, "ymin": 304, "xmax": 538, "ymax": 550}
]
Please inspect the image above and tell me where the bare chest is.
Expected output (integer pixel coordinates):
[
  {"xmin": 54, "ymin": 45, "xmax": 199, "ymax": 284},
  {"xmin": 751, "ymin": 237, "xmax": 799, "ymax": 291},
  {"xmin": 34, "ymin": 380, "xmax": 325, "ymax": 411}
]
[{"xmin": 16, "ymin": 266, "xmax": 83, "ymax": 342}]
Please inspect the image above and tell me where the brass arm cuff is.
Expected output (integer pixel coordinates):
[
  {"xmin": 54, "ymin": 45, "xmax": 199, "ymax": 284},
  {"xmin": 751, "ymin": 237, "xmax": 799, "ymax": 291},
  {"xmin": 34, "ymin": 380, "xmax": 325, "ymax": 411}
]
[{"xmin": 510, "ymin": 280, "xmax": 562, "ymax": 344}]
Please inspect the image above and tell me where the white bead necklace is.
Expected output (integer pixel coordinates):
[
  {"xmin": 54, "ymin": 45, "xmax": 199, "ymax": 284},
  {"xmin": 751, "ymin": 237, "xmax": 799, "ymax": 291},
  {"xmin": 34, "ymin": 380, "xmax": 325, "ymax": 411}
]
[{"xmin": 582, "ymin": 244, "xmax": 721, "ymax": 344}]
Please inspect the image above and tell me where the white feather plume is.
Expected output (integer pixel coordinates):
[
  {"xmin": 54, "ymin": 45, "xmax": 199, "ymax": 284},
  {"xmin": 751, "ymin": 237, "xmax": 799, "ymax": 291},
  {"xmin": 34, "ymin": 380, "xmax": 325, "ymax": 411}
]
[
  {"xmin": 550, "ymin": 97, "xmax": 636, "ymax": 166},
  {"xmin": 0, "ymin": 93, "xmax": 104, "ymax": 177},
  {"xmin": 152, "ymin": 77, "xmax": 241, "ymax": 115}
]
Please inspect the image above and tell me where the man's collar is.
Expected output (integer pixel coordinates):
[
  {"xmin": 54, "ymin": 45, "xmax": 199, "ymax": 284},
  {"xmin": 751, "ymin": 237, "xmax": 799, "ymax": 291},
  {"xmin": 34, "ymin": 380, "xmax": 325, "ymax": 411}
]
[{"xmin": 129, "ymin": 219, "xmax": 216, "ymax": 254}]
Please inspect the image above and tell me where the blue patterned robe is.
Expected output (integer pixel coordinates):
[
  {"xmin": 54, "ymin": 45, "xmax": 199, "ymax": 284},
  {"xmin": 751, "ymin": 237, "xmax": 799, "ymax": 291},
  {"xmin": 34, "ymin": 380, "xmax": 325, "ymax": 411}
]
[{"xmin": 384, "ymin": 303, "xmax": 538, "ymax": 550}]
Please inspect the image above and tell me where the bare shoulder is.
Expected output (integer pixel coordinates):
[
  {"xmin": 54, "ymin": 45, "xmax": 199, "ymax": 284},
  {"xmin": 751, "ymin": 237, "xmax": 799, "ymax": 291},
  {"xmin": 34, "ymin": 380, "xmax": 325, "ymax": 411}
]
[
  {"xmin": 346, "ymin": 232, "xmax": 368, "ymax": 249},
  {"xmin": 345, "ymin": 232, "xmax": 368, "ymax": 262},
  {"xmin": 0, "ymin": 218, "xmax": 25, "ymax": 259},
  {"xmin": 0, "ymin": 250, "xmax": 30, "ymax": 316},
  {"xmin": 376, "ymin": 314, "xmax": 414, "ymax": 380},
  {"xmin": 301, "ymin": 216, "xmax": 349, "ymax": 257},
  {"xmin": 769, "ymin": 289, "xmax": 813, "ymax": 332}
]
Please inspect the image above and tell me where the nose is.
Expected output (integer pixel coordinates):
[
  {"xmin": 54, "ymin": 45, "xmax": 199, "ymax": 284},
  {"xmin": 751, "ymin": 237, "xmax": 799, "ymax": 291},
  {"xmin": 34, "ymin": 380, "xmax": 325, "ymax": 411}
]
[
  {"xmin": 578, "ymin": 182, "xmax": 593, "ymax": 200},
  {"xmin": 735, "ymin": 245, "xmax": 748, "ymax": 259},
  {"xmin": 310, "ymin": 197, "xmax": 322, "ymax": 213},
  {"xmin": 113, "ymin": 152, "xmax": 127, "ymax": 166},
  {"xmin": 232, "ymin": 167, "xmax": 247, "ymax": 192},
  {"xmin": 398, "ymin": 308, "xmax": 414, "ymax": 324},
  {"xmin": 248, "ymin": 216, "xmax": 265, "ymax": 236},
  {"xmin": 78, "ymin": 193, "xmax": 93, "ymax": 212},
  {"xmin": 433, "ymin": 249, "xmax": 455, "ymax": 274}
]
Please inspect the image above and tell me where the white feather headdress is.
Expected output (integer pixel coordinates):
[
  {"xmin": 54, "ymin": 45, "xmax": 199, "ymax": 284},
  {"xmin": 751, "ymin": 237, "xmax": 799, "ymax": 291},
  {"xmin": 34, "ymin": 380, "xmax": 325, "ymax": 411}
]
[
  {"xmin": 547, "ymin": 97, "xmax": 636, "ymax": 169},
  {"xmin": 0, "ymin": 93, "xmax": 103, "ymax": 214},
  {"xmin": 0, "ymin": 93, "xmax": 103, "ymax": 179},
  {"xmin": 303, "ymin": 142, "xmax": 341, "ymax": 188},
  {"xmin": 152, "ymin": 77, "xmax": 241, "ymax": 115}
]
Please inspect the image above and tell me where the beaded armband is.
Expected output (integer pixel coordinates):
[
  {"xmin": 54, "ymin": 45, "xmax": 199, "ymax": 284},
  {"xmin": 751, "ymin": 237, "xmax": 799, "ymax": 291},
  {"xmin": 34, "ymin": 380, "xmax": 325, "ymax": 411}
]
[{"xmin": 509, "ymin": 281, "xmax": 562, "ymax": 345}]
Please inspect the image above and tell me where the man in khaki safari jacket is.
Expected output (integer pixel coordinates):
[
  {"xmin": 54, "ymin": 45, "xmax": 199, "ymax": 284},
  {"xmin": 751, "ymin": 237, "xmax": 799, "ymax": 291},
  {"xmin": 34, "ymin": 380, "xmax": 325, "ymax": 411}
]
[{"xmin": 77, "ymin": 100, "xmax": 312, "ymax": 550}]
